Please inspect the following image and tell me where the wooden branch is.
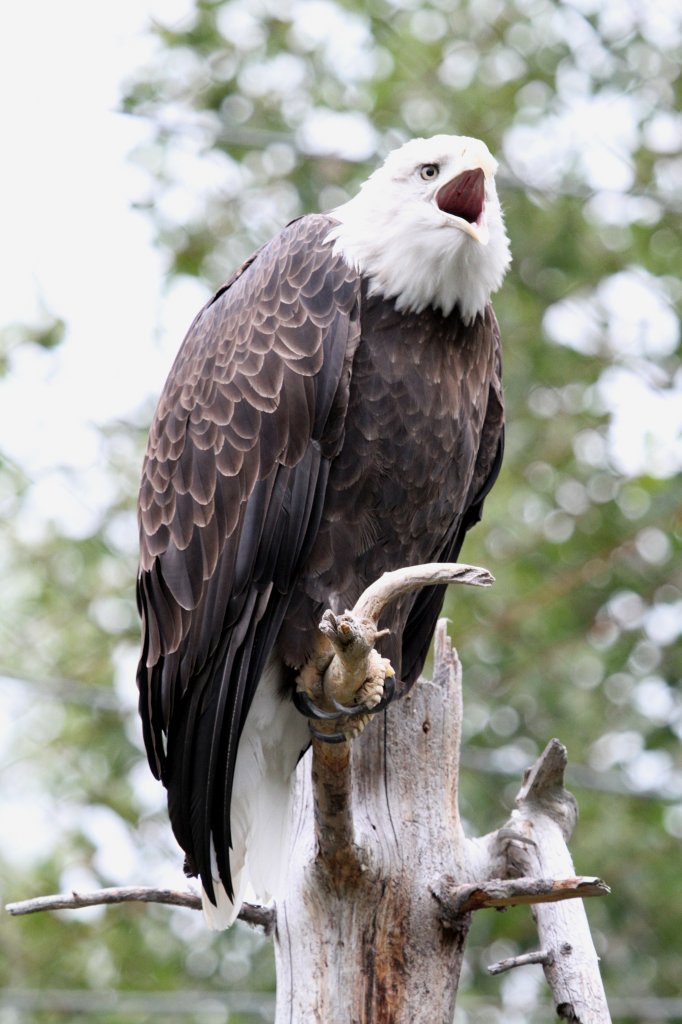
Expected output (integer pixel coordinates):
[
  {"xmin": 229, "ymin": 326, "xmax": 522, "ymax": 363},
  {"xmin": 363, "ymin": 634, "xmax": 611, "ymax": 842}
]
[
  {"xmin": 352, "ymin": 562, "xmax": 494, "ymax": 624},
  {"xmin": 309, "ymin": 562, "xmax": 491, "ymax": 869},
  {"xmin": 5, "ymin": 887, "xmax": 275, "ymax": 934},
  {"xmin": 499, "ymin": 739, "xmax": 613, "ymax": 1023},
  {"xmin": 310, "ymin": 736, "xmax": 362, "ymax": 878},
  {"xmin": 276, "ymin": 619, "xmax": 472, "ymax": 1023},
  {"xmin": 318, "ymin": 615, "xmax": 390, "ymax": 708},
  {"xmin": 434, "ymin": 875, "xmax": 610, "ymax": 921},
  {"xmin": 488, "ymin": 949, "xmax": 553, "ymax": 975},
  {"xmin": 303, "ymin": 561, "xmax": 492, "ymax": 712}
]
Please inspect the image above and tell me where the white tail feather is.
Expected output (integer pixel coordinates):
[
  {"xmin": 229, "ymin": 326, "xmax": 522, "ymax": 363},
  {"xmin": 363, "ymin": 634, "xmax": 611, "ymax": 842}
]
[
  {"xmin": 201, "ymin": 869, "xmax": 246, "ymax": 930},
  {"xmin": 200, "ymin": 657, "xmax": 310, "ymax": 930}
]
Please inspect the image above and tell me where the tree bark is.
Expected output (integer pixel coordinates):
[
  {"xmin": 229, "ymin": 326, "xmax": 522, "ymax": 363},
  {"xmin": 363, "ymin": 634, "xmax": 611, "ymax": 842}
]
[{"xmin": 274, "ymin": 623, "xmax": 474, "ymax": 1024}]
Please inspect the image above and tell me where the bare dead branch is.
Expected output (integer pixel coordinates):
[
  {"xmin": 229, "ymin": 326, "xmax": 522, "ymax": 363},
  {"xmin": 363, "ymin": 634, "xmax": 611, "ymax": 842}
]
[
  {"xmin": 516, "ymin": 737, "xmax": 579, "ymax": 840},
  {"xmin": 498, "ymin": 739, "xmax": 612, "ymax": 1023},
  {"xmin": 302, "ymin": 561, "xmax": 492, "ymax": 712},
  {"xmin": 308, "ymin": 563, "xmax": 490, "ymax": 870},
  {"xmin": 310, "ymin": 736, "xmax": 365, "ymax": 879},
  {"xmin": 317, "ymin": 613, "xmax": 392, "ymax": 709},
  {"xmin": 352, "ymin": 562, "xmax": 494, "ymax": 625},
  {"xmin": 488, "ymin": 949, "xmax": 553, "ymax": 975},
  {"xmin": 432, "ymin": 622, "xmax": 464, "ymax": 825},
  {"xmin": 277, "ymin": 616, "xmax": 472, "ymax": 1023},
  {"xmin": 5, "ymin": 887, "xmax": 275, "ymax": 934},
  {"xmin": 434, "ymin": 875, "xmax": 611, "ymax": 922}
]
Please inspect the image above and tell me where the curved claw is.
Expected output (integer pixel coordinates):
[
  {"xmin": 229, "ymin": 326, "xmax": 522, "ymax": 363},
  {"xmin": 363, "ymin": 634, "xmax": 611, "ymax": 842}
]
[
  {"xmin": 331, "ymin": 672, "xmax": 397, "ymax": 718},
  {"xmin": 293, "ymin": 689, "xmax": 345, "ymax": 721},
  {"xmin": 309, "ymin": 723, "xmax": 350, "ymax": 744},
  {"xmin": 295, "ymin": 672, "xmax": 397, "ymax": 724},
  {"xmin": 330, "ymin": 698, "xmax": 371, "ymax": 718}
]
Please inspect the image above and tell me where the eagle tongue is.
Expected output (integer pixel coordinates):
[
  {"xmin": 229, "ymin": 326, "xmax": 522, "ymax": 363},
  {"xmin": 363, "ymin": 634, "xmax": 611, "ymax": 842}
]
[{"xmin": 436, "ymin": 168, "xmax": 485, "ymax": 224}]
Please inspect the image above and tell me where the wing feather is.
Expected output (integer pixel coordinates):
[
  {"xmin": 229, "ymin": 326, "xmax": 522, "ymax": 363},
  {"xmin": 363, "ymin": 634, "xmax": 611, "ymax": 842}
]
[{"xmin": 136, "ymin": 215, "xmax": 360, "ymax": 900}]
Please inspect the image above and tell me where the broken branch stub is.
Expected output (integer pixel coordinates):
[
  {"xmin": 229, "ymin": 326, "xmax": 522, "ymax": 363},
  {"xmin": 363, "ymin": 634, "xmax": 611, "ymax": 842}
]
[
  {"xmin": 316, "ymin": 562, "xmax": 494, "ymax": 713},
  {"xmin": 351, "ymin": 562, "xmax": 494, "ymax": 625},
  {"xmin": 434, "ymin": 875, "xmax": 611, "ymax": 922},
  {"xmin": 499, "ymin": 740, "xmax": 613, "ymax": 1024}
]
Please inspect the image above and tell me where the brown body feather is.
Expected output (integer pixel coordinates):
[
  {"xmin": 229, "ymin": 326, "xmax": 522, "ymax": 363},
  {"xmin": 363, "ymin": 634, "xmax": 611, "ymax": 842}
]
[{"xmin": 137, "ymin": 214, "xmax": 504, "ymax": 903}]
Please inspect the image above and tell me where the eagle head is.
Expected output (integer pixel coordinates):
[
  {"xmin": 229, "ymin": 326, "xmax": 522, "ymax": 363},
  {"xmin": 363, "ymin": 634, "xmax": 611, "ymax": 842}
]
[{"xmin": 328, "ymin": 134, "xmax": 511, "ymax": 323}]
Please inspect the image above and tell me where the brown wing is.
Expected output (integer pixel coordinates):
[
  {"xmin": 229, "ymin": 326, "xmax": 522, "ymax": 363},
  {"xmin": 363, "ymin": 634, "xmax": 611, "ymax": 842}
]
[{"xmin": 136, "ymin": 214, "xmax": 360, "ymax": 901}]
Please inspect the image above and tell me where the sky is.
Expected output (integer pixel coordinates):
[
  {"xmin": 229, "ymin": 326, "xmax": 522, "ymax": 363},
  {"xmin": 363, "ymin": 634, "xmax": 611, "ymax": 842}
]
[{"xmin": 0, "ymin": 0, "xmax": 205, "ymax": 538}]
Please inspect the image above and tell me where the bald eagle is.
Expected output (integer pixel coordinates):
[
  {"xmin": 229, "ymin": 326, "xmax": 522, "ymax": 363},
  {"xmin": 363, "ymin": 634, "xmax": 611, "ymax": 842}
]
[{"xmin": 137, "ymin": 134, "xmax": 510, "ymax": 928}]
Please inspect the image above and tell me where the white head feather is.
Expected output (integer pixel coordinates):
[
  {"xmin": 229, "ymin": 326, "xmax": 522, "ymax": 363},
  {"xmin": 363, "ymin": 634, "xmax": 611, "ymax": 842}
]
[{"xmin": 327, "ymin": 134, "xmax": 511, "ymax": 323}]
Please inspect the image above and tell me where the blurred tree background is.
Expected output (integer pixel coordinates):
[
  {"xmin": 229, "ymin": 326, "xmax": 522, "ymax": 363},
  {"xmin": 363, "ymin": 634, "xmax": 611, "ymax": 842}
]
[{"xmin": 2, "ymin": 0, "xmax": 681, "ymax": 1021}]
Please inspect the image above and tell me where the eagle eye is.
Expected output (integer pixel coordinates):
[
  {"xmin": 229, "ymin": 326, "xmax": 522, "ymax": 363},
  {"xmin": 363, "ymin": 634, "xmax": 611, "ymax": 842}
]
[{"xmin": 419, "ymin": 163, "xmax": 439, "ymax": 181}]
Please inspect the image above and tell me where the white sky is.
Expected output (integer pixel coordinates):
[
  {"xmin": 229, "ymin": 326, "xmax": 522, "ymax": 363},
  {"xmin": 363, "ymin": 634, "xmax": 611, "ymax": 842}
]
[{"xmin": 0, "ymin": 1, "xmax": 200, "ymax": 480}]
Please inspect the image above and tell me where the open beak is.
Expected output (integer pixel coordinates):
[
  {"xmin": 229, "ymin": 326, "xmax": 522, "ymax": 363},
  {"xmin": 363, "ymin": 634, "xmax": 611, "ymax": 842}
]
[{"xmin": 436, "ymin": 167, "xmax": 489, "ymax": 244}]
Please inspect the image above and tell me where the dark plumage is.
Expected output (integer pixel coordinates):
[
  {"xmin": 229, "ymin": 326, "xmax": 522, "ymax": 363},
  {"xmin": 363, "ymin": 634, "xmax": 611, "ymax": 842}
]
[{"xmin": 137, "ymin": 135, "xmax": 509, "ymax": 928}]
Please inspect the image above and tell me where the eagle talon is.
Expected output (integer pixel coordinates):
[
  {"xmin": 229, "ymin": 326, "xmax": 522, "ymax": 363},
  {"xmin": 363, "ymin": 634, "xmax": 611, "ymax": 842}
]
[
  {"xmin": 330, "ymin": 672, "xmax": 396, "ymax": 718},
  {"xmin": 293, "ymin": 689, "xmax": 345, "ymax": 721},
  {"xmin": 331, "ymin": 698, "xmax": 371, "ymax": 718}
]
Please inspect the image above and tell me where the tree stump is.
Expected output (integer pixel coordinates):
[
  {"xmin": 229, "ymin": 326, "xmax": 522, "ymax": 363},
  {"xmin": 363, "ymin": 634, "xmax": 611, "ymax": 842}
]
[
  {"xmin": 275, "ymin": 618, "xmax": 611, "ymax": 1024},
  {"xmin": 274, "ymin": 624, "xmax": 475, "ymax": 1023}
]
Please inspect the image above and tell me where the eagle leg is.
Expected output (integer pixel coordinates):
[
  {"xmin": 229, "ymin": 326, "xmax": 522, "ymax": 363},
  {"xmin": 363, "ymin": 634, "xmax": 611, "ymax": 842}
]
[{"xmin": 308, "ymin": 724, "xmax": 352, "ymax": 744}]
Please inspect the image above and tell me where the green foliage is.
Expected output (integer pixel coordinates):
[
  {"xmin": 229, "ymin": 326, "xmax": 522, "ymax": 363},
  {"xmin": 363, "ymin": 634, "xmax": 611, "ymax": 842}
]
[{"xmin": 3, "ymin": 0, "xmax": 682, "ymax": 1020}]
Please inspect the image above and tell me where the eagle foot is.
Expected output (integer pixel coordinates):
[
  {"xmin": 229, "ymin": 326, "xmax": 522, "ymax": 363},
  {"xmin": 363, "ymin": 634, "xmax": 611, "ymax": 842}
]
[
  {"xmin": 293, "ymin": 678, "xmax": 395, "ymax": 728},
  {"xmin": 295, "ymin": 661, "xmax": 396, "ymax": 742},
  {"xmin": 350, "ymin": 658, "xmax": 395, "ymax": 713},
  {"xmin": 293, "ymin": 688, "xmax": 345, "ymax": 721}
]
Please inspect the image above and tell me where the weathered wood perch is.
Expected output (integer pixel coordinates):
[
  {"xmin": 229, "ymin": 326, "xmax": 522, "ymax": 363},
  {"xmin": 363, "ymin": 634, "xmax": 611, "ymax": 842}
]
[
  {"xmin": 275, "ymin": 563, "xmax": 612, "ymax": 1023},
  {"xmin": 5, "ymin": 562, "xmax": 612, "ymax": 1023},
  {"xmin": 497, "ymin": 739, "xmax": 613, "ymax": 1022},
  {"xmin": 5, "ymin": 888, "xmax": 275, "ymax": 934}
]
